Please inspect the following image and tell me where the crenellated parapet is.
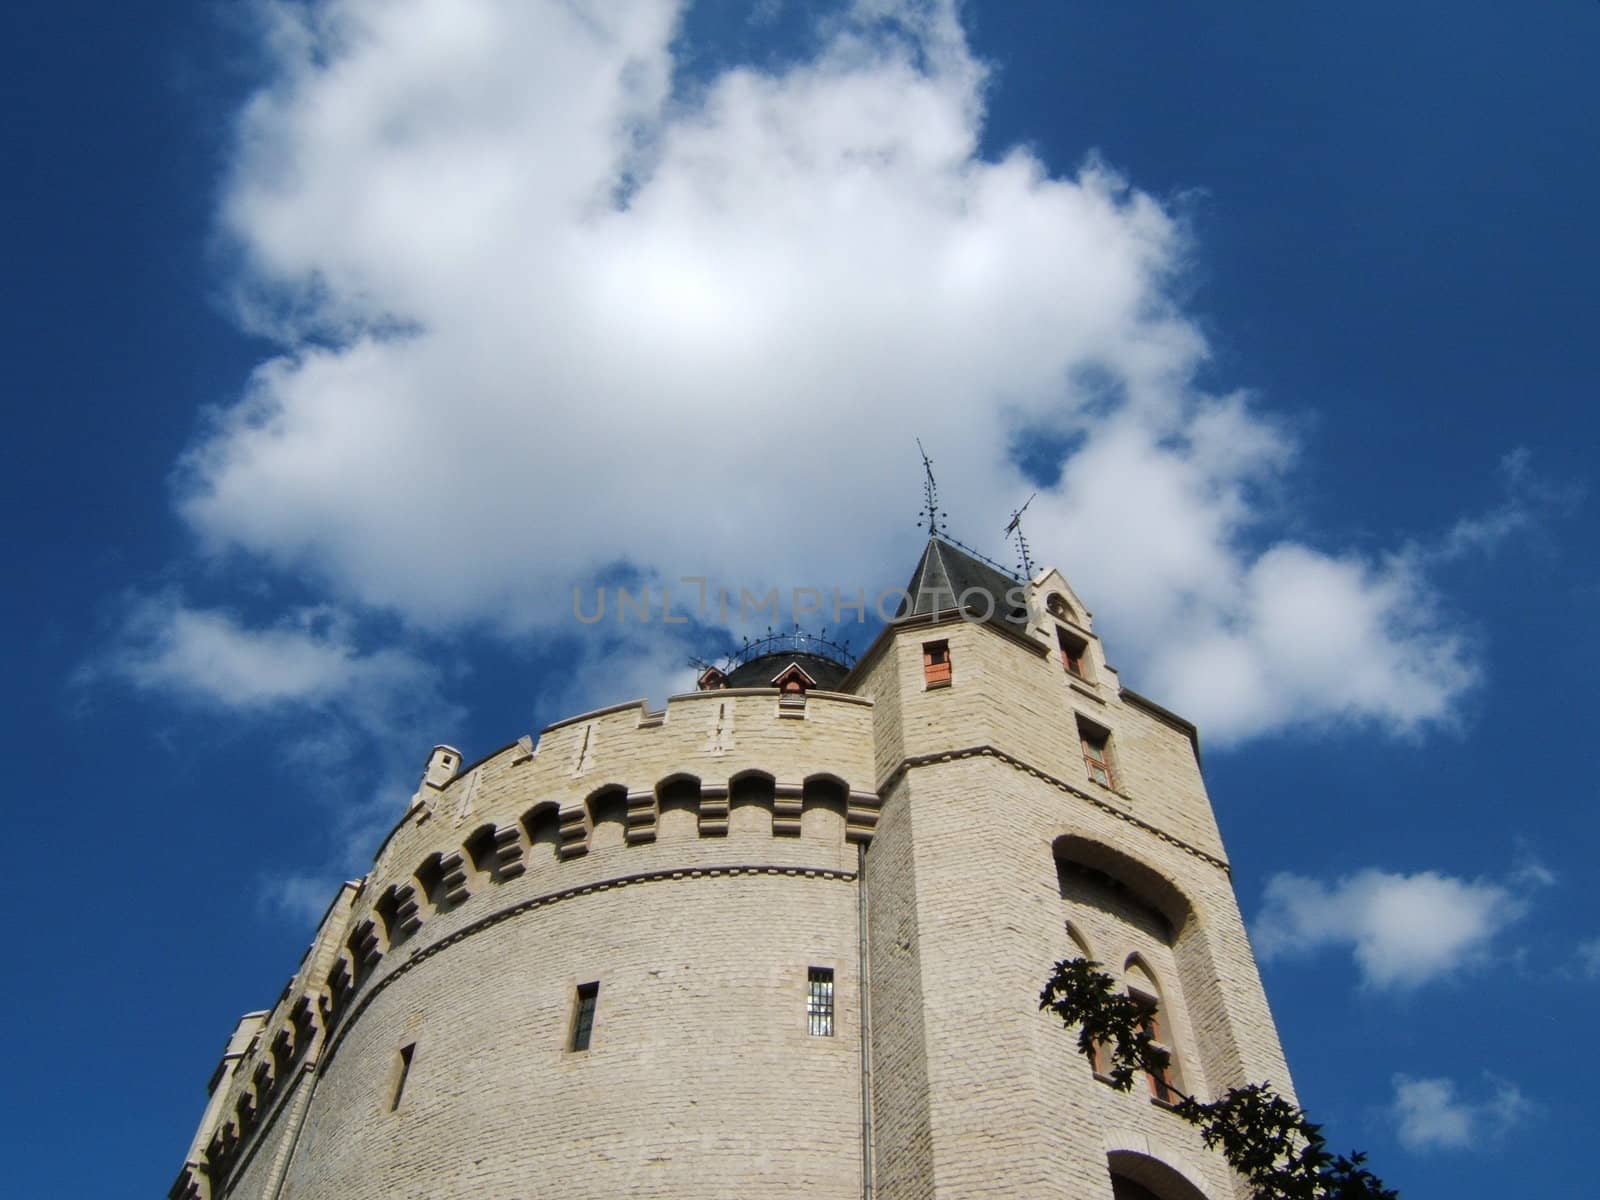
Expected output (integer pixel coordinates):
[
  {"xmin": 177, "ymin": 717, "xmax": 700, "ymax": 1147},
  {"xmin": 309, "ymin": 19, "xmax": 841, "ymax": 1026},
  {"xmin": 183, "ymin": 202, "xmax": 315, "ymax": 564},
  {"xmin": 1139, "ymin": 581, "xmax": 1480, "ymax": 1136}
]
[
  {"xmin": 177, "ymin": 683, "xmax": 882, "ymax": 1193},
  {"xmin": 318, "ymin": 689, "xmax": 876, "ymax": 1026},
  {"xmin": 369, "ymin": 685, "xmax": 876, "ymax": 879},
  {"xmin": 171, "ymin": 882, "xmax": 358, "ymax": 1200}
]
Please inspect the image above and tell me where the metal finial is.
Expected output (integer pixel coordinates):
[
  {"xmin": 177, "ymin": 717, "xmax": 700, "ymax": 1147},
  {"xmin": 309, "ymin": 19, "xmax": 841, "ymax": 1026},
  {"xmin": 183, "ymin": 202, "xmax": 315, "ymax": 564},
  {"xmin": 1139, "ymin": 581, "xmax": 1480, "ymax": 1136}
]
[
  {"xmin": 1004, "ymin": 492, "xmax": 1037, "ymax": 579},
  {"xmin": 917, "ymin": 438, "xmax": 947, "ymax": 536}
]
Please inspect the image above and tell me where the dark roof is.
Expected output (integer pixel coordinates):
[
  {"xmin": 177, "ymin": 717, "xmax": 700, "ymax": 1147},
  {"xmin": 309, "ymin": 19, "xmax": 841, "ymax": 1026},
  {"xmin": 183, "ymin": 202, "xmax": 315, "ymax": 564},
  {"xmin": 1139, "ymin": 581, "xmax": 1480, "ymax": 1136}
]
[
  {"xmin": 724, "ymin": 651, "xmax": 852, "ymax": 690},
  {"xmin": 896, "ymin": 537, "xmax": 1030, "ymax": 634}
]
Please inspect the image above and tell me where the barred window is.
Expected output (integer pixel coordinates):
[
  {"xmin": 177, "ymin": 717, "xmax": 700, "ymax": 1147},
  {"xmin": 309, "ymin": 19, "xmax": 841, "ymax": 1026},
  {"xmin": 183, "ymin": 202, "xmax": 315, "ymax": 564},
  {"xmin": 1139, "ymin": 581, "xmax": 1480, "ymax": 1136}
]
[
  {"xmin": 807, "ymin": 967, "xmax": 835, "ymax": 1037},
  {"xmin": 569, "ymin": 982, "xmax": 599, "ymax": 1052}
]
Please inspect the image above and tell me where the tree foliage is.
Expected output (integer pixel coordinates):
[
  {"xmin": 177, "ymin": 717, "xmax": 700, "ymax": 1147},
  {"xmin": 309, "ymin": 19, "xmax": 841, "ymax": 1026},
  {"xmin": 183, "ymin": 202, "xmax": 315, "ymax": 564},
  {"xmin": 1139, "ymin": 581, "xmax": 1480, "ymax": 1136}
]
[{"xmin": 1040, "ymin": 956, "xmax": 1397, "ymax": 1200}]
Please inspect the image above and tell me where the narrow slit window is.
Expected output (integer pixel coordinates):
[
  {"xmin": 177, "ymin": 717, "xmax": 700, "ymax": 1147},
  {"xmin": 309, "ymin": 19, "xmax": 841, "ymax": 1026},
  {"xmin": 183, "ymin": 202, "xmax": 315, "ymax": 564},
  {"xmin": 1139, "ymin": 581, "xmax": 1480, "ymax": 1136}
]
[
  {"xmin": 922, "ymin": 640, "xmax": 951, "ymax": 687},
  {"xmin": 569, "ymin": 982, "xmax": 599, "ymax": 1052},
  {"xmin": 390, "ymin": 1043, "xmax": 415, "ymax": 1111},
  {"xmin": 807, "ymin": 967, "xmax": 835, "ymax": 1036}
]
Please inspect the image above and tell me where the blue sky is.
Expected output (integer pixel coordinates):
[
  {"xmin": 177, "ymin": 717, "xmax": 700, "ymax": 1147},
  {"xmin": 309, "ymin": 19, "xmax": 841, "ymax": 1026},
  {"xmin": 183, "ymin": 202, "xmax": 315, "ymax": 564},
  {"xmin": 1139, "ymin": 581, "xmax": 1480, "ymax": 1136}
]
[{"xmin": 4, "ymin": 2, "xmax": 1597, "ymax": 1196}]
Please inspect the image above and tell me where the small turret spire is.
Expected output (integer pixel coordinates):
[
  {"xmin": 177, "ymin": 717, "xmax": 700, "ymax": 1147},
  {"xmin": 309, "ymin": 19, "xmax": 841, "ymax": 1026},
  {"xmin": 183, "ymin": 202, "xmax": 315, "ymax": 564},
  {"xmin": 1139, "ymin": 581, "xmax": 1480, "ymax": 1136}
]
[
  {"xmin": 916, "ymin": 439, "xmax": 947, "ymax": 536},
  {"xmin": 1003, "ymin": 493, "xmax": 1037, "ymax": 579}
]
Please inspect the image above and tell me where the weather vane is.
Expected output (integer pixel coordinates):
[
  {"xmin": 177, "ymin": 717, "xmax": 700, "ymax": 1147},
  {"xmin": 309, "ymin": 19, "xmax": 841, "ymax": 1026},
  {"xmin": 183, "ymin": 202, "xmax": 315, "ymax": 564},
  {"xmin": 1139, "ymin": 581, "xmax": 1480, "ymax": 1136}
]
[
  {"xmin": 1003, "ymin": 492, "xmax": 1037, "ymax": 578},
  {"xmin": 916, "ymin": 438, "xmax": 947, "ymax": 536}
]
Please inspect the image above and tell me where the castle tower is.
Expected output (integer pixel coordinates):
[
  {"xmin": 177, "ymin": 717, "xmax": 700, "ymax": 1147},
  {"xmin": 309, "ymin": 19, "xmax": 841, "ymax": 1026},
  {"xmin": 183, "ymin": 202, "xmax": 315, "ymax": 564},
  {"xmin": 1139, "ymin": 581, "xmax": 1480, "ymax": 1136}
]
[
  {"xmin": 853, "ymin": 538, "xmax": 1293, "ymax": 1200},
  {"xmin": 170, "ymin": 538, "xmax": 1293, "ymax": 1200}
]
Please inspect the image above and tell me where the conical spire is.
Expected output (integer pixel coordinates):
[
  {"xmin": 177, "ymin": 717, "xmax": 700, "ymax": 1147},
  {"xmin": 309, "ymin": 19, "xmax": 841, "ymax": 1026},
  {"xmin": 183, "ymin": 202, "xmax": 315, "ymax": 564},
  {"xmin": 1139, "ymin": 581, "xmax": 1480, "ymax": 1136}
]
[{"xmin": 897, "ymin": 537, "xmax": 1029, "ymax": 633}]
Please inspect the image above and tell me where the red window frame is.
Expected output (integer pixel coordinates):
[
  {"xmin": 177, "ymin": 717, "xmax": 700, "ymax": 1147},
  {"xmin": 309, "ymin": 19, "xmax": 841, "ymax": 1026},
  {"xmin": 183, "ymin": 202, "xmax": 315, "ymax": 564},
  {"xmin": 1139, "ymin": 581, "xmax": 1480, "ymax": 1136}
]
[
  {"xmin": 1057, "ymin": 627, "xmax": 1087, "ymax": 677},
  {"xmin": 1132, "ymin": 993, "xmax": 1176, "ymax": 1103},
  {"xmin": 1081, "ymin": 732, "xmax": 1113, "ymax": 788}
]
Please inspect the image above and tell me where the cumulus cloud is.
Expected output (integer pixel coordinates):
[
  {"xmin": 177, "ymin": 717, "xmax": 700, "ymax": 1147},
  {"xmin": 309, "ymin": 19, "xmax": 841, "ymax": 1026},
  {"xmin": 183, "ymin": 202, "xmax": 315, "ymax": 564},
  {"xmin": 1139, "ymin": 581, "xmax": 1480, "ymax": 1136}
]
[
  {"xmin": 1253, "ymin": 868, "xmax": 1533, "ymax": 989},
  {"xmin": 91, "ymin": 592, "xmax": 461, "ymax": 774},
  {"xmin": 170, "ymin": 0, "xmax": 1496, "ymax": 742},
  {"xmin": 102, "ymin": 595, "xmax": 420, "ymax": 705},
  {"xmin": 1389, "ymin": 1074, "xmax": 1531, "ymax": 1152}
]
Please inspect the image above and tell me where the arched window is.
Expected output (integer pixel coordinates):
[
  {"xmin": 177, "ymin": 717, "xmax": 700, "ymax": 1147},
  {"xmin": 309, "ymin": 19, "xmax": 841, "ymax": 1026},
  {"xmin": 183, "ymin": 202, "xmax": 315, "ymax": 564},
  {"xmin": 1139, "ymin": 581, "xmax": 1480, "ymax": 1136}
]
[
  {"xmin": 1126, "ymin": 958, "xmax": 1183, "ymax": 1104},
  {"xmin": 1054, "ymin": 837, "xmax": 1197, "ymax": 1098},
  {"xmin": 1061, "ymin": 921, "xmax": 1112, "ymax": 1077},
  {"xmin": 1106, "ymin": 1149, "xmax": 1211, "ymax": 1200}
]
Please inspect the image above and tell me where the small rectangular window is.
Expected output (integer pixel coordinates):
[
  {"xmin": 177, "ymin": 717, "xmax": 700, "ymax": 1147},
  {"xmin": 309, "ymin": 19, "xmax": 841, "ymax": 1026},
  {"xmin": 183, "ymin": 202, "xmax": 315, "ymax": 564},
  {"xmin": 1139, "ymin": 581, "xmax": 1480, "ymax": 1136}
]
[
  {"xmin": 807, "ymin": 967, "xmax": 835, "ymax": 1037},
  {"xmin": 1089, "ymin": 1037, "xmax": 1111, "ymax": 1079},
  {"xmin": 1077, "ymin": 717, "xmax": 1115, "ymax": 789},
  {"xmin": 569, "ymin": 982, "xmax": 599, "ymax": 1052},
  {"xmin": 390, "ymin": 1043, "xmax": 415, "ymax": 1111},
  {"xmin": 922, "ymin": 640, "xmax": 952, "ymax": 687}
]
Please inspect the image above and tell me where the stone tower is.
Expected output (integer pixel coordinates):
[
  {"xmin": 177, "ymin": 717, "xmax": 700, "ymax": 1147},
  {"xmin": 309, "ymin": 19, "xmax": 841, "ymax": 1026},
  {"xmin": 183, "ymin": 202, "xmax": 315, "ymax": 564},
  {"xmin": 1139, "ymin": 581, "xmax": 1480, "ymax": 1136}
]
[{"xmin": 171, "ymin": 537, "xmax": 1293, "ymax": 1200}]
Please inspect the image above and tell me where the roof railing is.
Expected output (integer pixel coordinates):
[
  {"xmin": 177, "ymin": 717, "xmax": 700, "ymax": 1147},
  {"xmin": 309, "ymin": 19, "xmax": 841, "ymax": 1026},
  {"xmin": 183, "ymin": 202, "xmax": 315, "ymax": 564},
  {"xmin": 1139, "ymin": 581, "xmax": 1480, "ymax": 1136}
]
[{"xmin": 691, "ymin": 626, "xmax": 858, "ymax": 676}]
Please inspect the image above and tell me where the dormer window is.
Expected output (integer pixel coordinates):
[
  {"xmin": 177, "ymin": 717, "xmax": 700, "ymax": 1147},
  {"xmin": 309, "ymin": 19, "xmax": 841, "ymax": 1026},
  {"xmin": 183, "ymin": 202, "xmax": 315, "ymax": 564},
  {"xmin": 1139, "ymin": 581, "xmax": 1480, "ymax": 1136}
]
[
  {"xmin": 696, "ymin": 666, "xmax": 728, "ymax": 691},
  {"xmin": 770, "ymin": 662, "xmax": 816, "ymax": 695},
  {"xmin": 1057, "ymin": 627, "xmax": 1089, "ymax": 678}
]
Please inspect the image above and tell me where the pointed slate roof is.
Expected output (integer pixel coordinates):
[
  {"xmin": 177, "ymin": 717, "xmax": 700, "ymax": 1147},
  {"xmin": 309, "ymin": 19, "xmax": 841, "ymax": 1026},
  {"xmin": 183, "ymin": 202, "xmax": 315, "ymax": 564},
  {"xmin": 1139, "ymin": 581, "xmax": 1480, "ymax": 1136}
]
[{"xmin": 896, "ymin": 537, "xmax": 1030, "ymax": 634}]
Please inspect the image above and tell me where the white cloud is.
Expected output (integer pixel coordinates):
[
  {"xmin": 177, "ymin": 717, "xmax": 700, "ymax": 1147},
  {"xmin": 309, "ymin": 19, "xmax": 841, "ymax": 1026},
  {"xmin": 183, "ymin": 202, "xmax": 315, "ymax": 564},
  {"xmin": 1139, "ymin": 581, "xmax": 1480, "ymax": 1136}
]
[
  {"xmin": 552, "ymin": 625, "xmax": 703, "ymax": 718},
  {"xmin": 1576, "ymin": 937, "xmax": 1600, "ymax": 980},
  {"xmin": 259, "ymin": 870, "xmax": 347, "ymax": 927},
  {"xmin": 1390, "ymin": 1074, "xmax": 1531, "ymax": 1152},
  {"xmin": 88, "ymin": 592, "xmax": 468, "ymax": 924},
  {"xmin": 104, "ymin": 592, "xmax": 419, "ymax": 704},
  {"xmin": 1428, "ymin": 447, "xmax": 1582, "ymax": 564},
  {"xmin": 101, "ymin": 592, "xmax": 434, "ymax": 714},
  {"xmin": 93, "ymin": 594, "xmax": 461, "ymax": 777},
  {"xmin": 170, "ymin": 0, "xmax": 1496, "ymax": 742},
  {"xmin": 1253, "ymin": 868, "xmax": 1530, "ymax": 989}
]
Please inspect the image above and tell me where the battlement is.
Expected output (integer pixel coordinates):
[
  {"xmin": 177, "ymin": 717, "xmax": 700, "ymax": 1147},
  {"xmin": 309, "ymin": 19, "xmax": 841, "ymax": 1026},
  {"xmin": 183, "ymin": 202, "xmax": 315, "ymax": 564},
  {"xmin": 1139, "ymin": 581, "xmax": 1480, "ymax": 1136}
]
[
  {"xmin": 172, "ymin": 882, "xmax": 357, "ymax": 1200},
  {"xmin": 176, "ymin": 685, "xmax": 878, "ymax": 1199},
  {"xmin": 379, "ymin": 684, "xmax": 876, "ymax": 860}
]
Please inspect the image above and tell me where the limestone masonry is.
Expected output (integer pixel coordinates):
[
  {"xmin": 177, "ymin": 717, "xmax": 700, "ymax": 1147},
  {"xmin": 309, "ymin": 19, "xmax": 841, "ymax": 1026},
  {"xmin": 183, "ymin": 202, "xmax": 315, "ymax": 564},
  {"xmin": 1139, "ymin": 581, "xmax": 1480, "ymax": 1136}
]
[{"xmin": 171, "ymin": 538, "xmax": 1296, "ymax": 1200}]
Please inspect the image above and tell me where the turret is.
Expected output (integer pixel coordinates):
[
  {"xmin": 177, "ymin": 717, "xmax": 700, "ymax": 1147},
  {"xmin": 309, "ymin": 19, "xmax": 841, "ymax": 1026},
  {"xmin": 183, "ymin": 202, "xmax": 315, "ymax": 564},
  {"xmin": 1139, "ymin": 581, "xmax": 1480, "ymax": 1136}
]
[{"xmin": 421, "ymin": 744, "xmax": 461, "ymax": 790}]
